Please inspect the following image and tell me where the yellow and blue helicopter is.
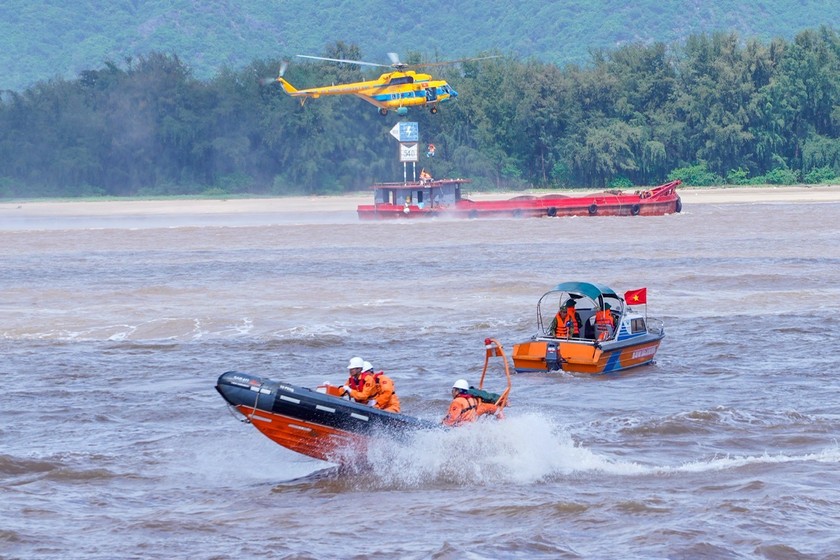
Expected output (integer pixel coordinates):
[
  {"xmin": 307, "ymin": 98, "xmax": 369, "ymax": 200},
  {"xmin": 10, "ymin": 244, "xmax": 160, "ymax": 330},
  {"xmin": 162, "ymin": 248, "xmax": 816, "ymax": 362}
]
[{"xmin": 269, "ymin": 53, "xmax": 495, "ymax": 116}]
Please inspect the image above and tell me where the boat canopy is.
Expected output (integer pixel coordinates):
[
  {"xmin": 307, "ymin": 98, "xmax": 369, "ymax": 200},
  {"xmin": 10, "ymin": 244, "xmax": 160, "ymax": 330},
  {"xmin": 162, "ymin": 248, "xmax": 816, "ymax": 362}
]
[{"xmin": 551, "ymin": 282, "xmax": 619, "ymax": 301}]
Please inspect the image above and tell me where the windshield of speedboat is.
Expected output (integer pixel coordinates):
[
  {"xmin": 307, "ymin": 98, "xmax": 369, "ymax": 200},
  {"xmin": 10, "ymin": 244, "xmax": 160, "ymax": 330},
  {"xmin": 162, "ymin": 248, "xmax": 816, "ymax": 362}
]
[{"xmin": 536, "ymin": 290, "xmax": 624, "ymax": 334}]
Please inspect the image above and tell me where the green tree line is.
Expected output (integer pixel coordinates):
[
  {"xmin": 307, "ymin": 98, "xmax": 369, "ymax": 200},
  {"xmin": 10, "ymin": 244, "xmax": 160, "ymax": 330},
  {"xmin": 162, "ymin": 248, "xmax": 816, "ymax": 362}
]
[{"xmin": 1, "ymin": 28, "xmax": 838, "ymax": 198}]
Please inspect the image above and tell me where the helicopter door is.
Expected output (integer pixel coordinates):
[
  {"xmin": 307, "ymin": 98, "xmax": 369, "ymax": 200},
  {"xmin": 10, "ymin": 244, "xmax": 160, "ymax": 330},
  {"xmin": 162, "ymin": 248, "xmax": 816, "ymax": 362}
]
[{"xmin": 425, "ymin": 87, "xmax": 437, "ymax": 101}]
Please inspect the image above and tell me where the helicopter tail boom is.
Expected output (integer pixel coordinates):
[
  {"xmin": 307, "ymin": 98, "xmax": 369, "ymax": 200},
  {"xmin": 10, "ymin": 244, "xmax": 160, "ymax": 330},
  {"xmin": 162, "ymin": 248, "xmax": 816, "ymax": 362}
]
[{"xmin": 277, "ymin": 77, "xmax": 300, "ymax": 95}]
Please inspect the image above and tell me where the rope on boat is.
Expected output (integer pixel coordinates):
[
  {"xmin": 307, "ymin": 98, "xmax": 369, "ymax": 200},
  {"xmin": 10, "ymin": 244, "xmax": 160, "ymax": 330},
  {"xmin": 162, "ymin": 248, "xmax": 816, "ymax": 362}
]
[
  {"xmin": 226, "ymin": 402, "xmax": 251, "ymax": 424},
  {"xmin": 245, "ymin": 381, "xmax": 263, "ymax": 423},
  {"xmin": 225, "ymin": 380, "xmax": 266, "ymax": 424}
]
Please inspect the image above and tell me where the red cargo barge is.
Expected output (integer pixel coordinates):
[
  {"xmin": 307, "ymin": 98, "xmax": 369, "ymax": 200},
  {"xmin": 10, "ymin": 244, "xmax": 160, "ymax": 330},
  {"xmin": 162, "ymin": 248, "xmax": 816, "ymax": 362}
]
[{"xmin": 357, "ymin": 179, "xmax": 681, "ymax": 219}]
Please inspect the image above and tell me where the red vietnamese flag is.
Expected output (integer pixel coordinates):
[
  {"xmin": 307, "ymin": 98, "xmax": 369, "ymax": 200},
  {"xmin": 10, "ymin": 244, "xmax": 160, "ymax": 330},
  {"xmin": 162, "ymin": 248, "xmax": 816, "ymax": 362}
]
[{"xmin": 624, "ymin": 288, "xmax": 647, "ymax": 305}]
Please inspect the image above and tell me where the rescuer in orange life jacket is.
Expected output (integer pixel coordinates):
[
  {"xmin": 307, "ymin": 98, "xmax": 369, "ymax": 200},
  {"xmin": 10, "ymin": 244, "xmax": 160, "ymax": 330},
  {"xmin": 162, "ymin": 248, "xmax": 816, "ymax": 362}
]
[
  {"xmin": 442, "ymin": 379, "xmax": 504, "ymax": 427},
  {"xmin": 551, "ymin": 299, "xmax": 581, "ymax": 338},
  {"xmin": 594, "ymin": 302, "xmax": 616, "ymax": 340},
  {"xmin": 341, "ymin": 357, "xmax": 400, "ymax": 413}
]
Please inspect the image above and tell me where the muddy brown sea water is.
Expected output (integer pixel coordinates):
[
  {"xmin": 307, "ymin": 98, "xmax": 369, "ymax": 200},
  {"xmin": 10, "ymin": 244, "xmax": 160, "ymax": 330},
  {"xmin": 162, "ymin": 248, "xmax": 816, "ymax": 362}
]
[{"xmin": 1, "ymin": 196, "xmax": 839, "ymax": 559}]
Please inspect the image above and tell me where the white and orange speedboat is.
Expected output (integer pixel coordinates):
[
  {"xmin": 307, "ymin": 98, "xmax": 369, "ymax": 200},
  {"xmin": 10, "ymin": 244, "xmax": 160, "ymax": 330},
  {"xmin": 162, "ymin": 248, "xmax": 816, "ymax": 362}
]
[
  {"xmin": 216, "ymin": 339, "xmax": 512, "ymax": 463},
  {"xmin": 512, "ymin": 282, "xmax": 664, "ymax": 375}
]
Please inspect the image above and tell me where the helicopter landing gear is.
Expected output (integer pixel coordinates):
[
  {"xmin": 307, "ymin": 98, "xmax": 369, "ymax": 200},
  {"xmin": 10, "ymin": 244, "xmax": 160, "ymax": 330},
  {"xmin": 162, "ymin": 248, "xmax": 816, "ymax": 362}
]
[
  {"xmin": 379, "ymin": 108, "xmax": 388, "ymax": 116},
  {"xmin": 430, "ymin": 106, "xmax": 438, "ymax": 114}
]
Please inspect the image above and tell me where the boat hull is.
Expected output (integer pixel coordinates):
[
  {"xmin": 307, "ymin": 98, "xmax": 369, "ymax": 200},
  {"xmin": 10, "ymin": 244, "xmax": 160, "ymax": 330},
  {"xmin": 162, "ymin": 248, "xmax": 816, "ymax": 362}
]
[
  {"xmin": 358, "ymin": 180, "xmax": 682, "ymax": 220},
  {"xmin": 216, "ymin": 371, "xmax": 438, "ymax": 462},
  {"xmin": 513, "ymin": 335, "xmax": 663, "ymax": 375}
]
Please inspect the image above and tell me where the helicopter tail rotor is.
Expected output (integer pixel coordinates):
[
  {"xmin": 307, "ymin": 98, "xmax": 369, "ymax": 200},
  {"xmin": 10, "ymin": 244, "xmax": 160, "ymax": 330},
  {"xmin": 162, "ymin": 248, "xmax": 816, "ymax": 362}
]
[
  {"xmin": 259, "ymin": 61, "xmax": 300, "ymax": 96},
  {"xmin": 259, "ymin": 61, "xmax": 289, "ymax": 86}
]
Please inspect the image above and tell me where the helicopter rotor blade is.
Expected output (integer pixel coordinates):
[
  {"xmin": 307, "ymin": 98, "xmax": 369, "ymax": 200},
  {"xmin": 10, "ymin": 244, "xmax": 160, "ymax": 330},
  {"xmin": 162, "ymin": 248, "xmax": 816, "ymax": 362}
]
[
  {"xmin": 284, "ymin": 51, "xmax": 501, "ymax": 81},
  {"xmin": 412, "ymin": 55, "xmax": 503, "ymax": 69},
  {"xmin": 296, "ymin": 54, "xmax": 391, "ymax": 69}
]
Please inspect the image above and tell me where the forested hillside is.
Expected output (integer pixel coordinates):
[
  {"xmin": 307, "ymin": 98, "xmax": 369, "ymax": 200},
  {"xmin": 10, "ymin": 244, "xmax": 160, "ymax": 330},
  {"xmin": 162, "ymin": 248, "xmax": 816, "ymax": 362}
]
[
  {"xmin": 2, "ymin": 28, "xmax": 838, "ymax": 198},
  {"xmin": 1, "ymin": 0, "xmax": 839, "ymax": 92}
]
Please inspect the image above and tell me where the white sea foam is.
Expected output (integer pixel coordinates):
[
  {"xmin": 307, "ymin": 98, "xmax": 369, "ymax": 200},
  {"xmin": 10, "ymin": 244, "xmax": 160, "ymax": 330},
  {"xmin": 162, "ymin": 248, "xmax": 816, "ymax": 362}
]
[
  {"xmin": 363, "ymin": 413, "xmax": 840, "ymax": 487},
  {"xmin": 659, "ymin": 446, "xmax": 840, "ymax": 474},
  {"xmin": 364, "ymin": 413, "xmax": 647, "ymax": 486}
]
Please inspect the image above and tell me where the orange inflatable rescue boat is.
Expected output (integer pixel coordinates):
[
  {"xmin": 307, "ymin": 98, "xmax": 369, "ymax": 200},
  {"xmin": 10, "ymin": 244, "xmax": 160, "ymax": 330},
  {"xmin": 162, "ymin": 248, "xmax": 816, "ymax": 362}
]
[{"xmin": 216, "ymin": 339, "xmax": 512, "ymax": 463}]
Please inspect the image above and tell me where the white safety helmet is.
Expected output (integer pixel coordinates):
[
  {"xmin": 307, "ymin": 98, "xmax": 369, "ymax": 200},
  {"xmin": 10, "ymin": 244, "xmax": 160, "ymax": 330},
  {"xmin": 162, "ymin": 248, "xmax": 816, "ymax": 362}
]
[
  {"xmin": 347, "ymin": 357, "xmax": 364, "ymax": 370},
  {"xmin": 452, "ymin": 379, "xmax": 470, "ymax": 391},
  {"xmin": 362, "ymin": 361, "xmax": 373, "ymax": 373}
]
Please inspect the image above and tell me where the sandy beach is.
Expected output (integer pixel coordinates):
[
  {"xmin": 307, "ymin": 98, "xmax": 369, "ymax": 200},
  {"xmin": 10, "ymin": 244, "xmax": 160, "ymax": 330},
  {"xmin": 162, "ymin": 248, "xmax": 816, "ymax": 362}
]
[{"xmin": 1, "ymin": 184, "xmax": 839, "ymax": 219}]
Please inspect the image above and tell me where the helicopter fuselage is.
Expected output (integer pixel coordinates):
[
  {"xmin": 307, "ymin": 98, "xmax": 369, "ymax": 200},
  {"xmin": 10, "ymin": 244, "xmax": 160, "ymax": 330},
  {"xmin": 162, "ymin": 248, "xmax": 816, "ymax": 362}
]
[{"xmin": 277, "ymin": 70, "xmax": 458, "ymax": 114}]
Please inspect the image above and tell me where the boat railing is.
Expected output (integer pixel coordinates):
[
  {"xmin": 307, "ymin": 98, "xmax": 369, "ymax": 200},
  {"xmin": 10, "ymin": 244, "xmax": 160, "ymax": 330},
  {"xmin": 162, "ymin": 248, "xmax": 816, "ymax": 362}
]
[
  {"xmin": 370, "ymin": 178, "xmax": 472, "ymax": 189},
  {"xmin": 641, "ymin": 179, "xmax": 681, "ymax": 199},
  {"xmin": 646, "ymin": 317, "xmax": 665, "ymax": 336}
]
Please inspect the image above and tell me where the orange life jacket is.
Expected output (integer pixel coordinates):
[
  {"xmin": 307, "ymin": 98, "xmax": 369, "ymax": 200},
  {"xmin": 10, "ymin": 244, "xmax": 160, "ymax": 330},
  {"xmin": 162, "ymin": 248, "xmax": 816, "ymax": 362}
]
[
  {"xmin": 443, "ymin": 392, "xmax": 500, "ymax": 426},
  {"xmin": 347, "ymin": 372, "xmax": 369, "ymax": 392},
  {"xmin": 554, "ymin": 309, "xmax": 579, "ymax": 338},
  {"xmin": 371, "ymin": 372, "xmax": 400, "ymax": 413},
  {"xmin": 443, "ymin": 395, "xmax": 478, "ymax": 426},
  {"xmin": 595, "ymin": 309, "xmax": 615, "ymax": 340},
  {"xmin": 347, "ymin": 371, "xmax": 400, "ymax": 413}
]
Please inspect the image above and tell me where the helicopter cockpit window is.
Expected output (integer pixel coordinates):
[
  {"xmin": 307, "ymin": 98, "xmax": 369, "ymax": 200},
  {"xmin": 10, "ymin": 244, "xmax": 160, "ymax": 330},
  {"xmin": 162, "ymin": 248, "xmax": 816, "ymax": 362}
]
[{"xmin": 389, "ymin": 76, "xmax": 414, "ymax": 85}]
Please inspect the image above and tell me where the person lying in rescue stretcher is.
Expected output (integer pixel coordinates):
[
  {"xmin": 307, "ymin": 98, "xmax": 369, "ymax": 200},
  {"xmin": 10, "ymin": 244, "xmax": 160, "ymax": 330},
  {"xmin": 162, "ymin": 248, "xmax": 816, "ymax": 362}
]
[
  {"xmin": 341, "ymin": 357, "xmax": 400, "ymax": 413},
  {"xmin": 442, "ymin": 378, "xmax": 504, "ymax": 426}
]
